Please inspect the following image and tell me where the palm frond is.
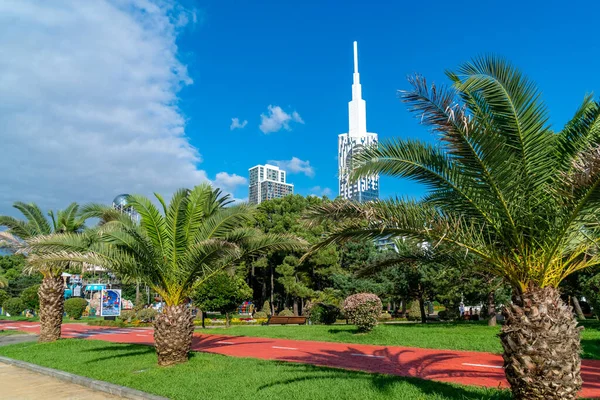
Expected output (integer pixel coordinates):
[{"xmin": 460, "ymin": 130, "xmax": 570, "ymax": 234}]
[
  {"xmin": 127, "ymin": 194, "xmax": 167, "ymax": 256},
  {"xmin": 0, "ymin": 216, "xmax": 34, "ymax": 239},
  {"xmin": 451, "ymin": 56, "xmax": 554, "ymax": 190},
  {"xmin": 78, "ymin": 203, "xmax": 123, "ymax": 225},
  {"xmin": 194, "ymin": 204, "xmax": 255, "ymax": 241},
  {"xmin": 12, "ymin": 202, "xmax": 52, "ymax": 235}
]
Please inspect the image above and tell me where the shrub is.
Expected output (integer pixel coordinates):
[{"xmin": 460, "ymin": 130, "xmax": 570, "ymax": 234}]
[
  {"xmin": 120, "ymin": 309, "xmax": 136, "ymax": 322},
  {"xmin": 87, "ymin": 320, "xmax": 126, "ymax": 328},
  {"xmin": 253, "ymin": 311, "xmax": 268, "ymax": 319},
  {"xmin": 0, "ymin": 290, "xmax": 9, "ymax": 311},
  {"xmin": 262, "ymin": 300, "xmax": 271, "ymax": 316},
  {"xmin": 64, "ymin": 298, "xmax": 88, "ymax": 320},
  {"xmin": 379, "ymin": 311, "xmax": 392, "ymax": 321},
  {"xmin": 3, "ymin": 298, "xmax": 25, "ymax": 316},
  {"xmin": 342, "ymin": 293, "xmax": 382, "ymax": 332},
  {"xmin": 20, "ymin": 285, "xmax": 40, "ymax": 311},
  {"xmin": 278, "ymin": 308, "xmax": 294, "ymax": 317},
  {"xmin": 136, "ymin": 307, "xmax": 158, "ymax": 322},
  {"xmin": 407, "ymin": 301, "xmax": 421, "ymax": 321},
  {"xmin": 308, "ymin": 303, "xmax": 339, "ymax": 325}
]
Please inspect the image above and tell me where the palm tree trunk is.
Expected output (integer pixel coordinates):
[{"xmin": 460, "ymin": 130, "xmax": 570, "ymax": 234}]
[
  {"xmin": 38, "ymin": 275, "xmax": 64, "ymax": 342},
  {"xmin": 401, "ymin": 299, "xmax": 407, "ymax": 317},
  {"xmin": 500, "ymin": 287, "xmax": 582, "ymax": 400},
  {"xmin": 488, "ymin": 290, "xmax": 497, "ymax": 326},
  {"xmin": 225, "ymin": 311, "xmax": 230, "ymax": 328},
  {"xmin": 293, "ymin": 298, "xmax": 299, "ymax": 316},
  {"xmin": 153, "ymin": 304, "xmax": 194, "ymax": 366},
  {"xmin": 571, "ymin": 296, "xmax": 586, "ymax": 320}
]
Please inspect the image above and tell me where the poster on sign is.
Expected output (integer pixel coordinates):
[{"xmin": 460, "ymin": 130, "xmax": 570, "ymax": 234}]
[{"xmin": 100, "ymin": 289, "xmax": 121, "ymax": 317}]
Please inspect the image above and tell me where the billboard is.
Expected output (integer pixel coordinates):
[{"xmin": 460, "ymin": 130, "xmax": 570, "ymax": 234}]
[{"xmin": 100, "ymin": 289, "xmax": 122, "ymax": 317}]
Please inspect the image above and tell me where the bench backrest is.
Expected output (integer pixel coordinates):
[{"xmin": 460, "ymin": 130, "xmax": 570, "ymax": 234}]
[{"xmin": 268, "ymin": 316, "xmax": 307, "ymax": 325}]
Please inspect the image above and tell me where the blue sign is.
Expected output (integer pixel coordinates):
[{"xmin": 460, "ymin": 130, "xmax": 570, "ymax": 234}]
[
  {"xmin": 85, "ymin": 284, "xmax": 106, "ymax": 291},
  {"xmin": 100, "ymin": 289, "xmax": 121, "ymax": 317}
]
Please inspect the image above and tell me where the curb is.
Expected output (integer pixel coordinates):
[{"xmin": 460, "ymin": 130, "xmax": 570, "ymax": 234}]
[{"xmin": 0, "ymin": 356, "xmax": 169, "ymax": 400}]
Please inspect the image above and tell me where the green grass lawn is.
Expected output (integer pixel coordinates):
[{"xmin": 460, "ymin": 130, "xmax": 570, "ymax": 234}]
[
  {"xmin": 0, "ymin": 315, "xmax": 97, "ymax": 323},
  {"xmin": 202, "ymin": 320, "xmax": 600, "ymax": 359},
  {"xmin": 0, "ymin": 339, "xmax": 508, "ymax": 400},
  {"xmin": 0, "ymin": 316, "xmax": 38, "ymax": 322},
  {"xmin": 0, "ymin": 329, "xmax": 30, "ymax": 336}
]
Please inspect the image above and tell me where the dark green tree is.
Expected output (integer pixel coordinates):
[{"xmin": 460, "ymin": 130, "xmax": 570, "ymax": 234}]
[
  {"xmin": 276, "ymin": 255, "xmax": 313, "ymax": 315},
  {"xmin": 193, "ymin": 271, "xmax": 253, "ymax": 327},
  {"xmin": 20, "ymin": 284, "xmax": 40, "ymax": 312}
]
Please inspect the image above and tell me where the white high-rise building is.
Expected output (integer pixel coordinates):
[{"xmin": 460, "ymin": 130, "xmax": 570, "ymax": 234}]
[
  {"xmin": 338, "ymin": 41, "xmax": 379, "ymax": 202},
  {"xmin": 248, "ymin": 164, "xmax": 294, "ymax": 204}
]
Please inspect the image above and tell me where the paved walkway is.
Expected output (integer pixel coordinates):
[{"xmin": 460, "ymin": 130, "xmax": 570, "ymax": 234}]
[
  {"xmin": 2, "ymin": 321, "xmax": 600, "ymax": 398},
  {"xmin": 0, "ymin": 363, "xmax": 123, "ymax": 399}
]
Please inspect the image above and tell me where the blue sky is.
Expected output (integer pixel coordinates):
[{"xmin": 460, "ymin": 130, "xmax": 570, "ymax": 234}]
[
  {"xmin": 175, "ymin": 0, "xmax": 600, "ymax": 200},
  {"xmin": 1, "ymin": 0, "xmax": 599, "ymax": 215}
]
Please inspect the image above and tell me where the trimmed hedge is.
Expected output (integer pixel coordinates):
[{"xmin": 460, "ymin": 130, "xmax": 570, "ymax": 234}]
[
  {"xmin": 253, "ymin": 311, "xmax": 268, "ymax": 319},
  {"xmin": 278, "ymin": 309, "xmax": 295, "ymax": 317},
  {"xmin": 379, "ymin": 311, "xmax": 392, "ymax": 321},
  {"xmin": 64, "ymin": 298, "xmax": 88, "ymax": 320}
]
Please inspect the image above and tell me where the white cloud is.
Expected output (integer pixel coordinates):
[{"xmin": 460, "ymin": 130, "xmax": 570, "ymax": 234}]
[
  {"xmin": 309, "ymin": 186, "xmax": 333, "ymax": 197},
  {"xmin": 0, "ymin": 0, "xmax": 232, "ymax": 215},
  {"xmin": 213, "ymin": 172, "xmax": 247, "ymax": 193},
  {"xmin": 268, "ymin": 157, "xmax": 315, "ymax": 178},
  {"xmin": 259, "ymin": 105, "xmax": 304, "ymax": 134},
  {"xmin": 230, "ymin": 118, "xmax": 248, "ymax": 130}
]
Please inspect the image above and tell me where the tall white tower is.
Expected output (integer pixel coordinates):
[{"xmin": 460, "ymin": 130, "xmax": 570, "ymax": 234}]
[{"xmin": 338, "ymin": 41, "xmax": 379, "ymax": 202}]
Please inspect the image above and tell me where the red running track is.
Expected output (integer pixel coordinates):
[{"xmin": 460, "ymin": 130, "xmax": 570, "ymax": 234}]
[{"xmin": 2, "ymin": 321, "xmax": 599, "ymax": 398}]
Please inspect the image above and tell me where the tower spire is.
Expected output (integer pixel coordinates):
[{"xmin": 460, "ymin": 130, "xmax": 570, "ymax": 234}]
[
  {"xmin": 353, "ymin": 41, "xmax": 358, "ymax": 74},
  {"xmin": 349, "ymin": 41, "xmax": 366, "ymax": 134}
]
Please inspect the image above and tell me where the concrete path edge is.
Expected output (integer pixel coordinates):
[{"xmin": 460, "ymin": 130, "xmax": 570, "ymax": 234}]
[{"xmin": 0, "ymin": 355, "xmax": 168, "ymax": 400}]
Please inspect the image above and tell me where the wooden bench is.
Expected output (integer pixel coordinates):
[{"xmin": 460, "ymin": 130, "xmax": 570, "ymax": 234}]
[{"xmin": 265, "ymin": 316, "xmax": 307, "ymax": 325}]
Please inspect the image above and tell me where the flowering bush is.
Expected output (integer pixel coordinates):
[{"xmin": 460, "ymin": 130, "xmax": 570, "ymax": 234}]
[{"xmin": 342, "ymin": 293, "xmax": 382, "ymax": 332}]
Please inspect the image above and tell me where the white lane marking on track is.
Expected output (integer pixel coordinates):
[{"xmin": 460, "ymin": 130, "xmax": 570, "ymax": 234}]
[
  {"xmin": 216, "ymin": 341, "xmax": 235, "ymax": 344},
  {"xmin": 351, "ymin": 354, "xmax": 386, "ymax": 359},
  {"xmin": 136, "ymin": 334, "xmax": 149, "ymax": 337},
  {"xmin": 22, "ymin": 325, "xmax": 39, "ymax": 328},
  {"xmin": 272, "ymin": 346, "xmax": 298, "ymax": 350},
  {"xmin": 2, "ymin": 326, "xmax": 17, "ymax": 329},
  {"xmin": 462, "ymin": 363, "xmax": 503, "ymax": 369}
]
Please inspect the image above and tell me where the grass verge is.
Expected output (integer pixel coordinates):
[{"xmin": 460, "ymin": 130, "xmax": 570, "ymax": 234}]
[
  {"xmin": 0, "ymin": 339, "xmax": 508, "ymax": 400},
  {"xmin": 200, "ymin": 320, "xmax": 600, "ymax": 359},
  {"xmin": 0, "ymin": 330, "xmax": 30, "ymax": 336}
]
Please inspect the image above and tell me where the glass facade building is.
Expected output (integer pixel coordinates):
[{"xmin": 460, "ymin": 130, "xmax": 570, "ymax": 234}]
[{"xmin": 338, "ymin": 41, "xmax": 379, "ymax": 203}]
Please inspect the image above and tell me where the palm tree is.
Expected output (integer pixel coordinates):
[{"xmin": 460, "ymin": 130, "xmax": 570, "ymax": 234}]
[
  {"xmin": 306, "ymin": 56, "xmax": 600, "ymax": 400},
  {"xmin": 25, "ymin": 184, "xmax": 305, "ymax": 366},
  {"xmin": 0, "ymin": 202, "xmax": 85, "ymax": 342}
]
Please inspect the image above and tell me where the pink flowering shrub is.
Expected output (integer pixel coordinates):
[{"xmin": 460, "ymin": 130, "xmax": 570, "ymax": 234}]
[{"xmin": 342, "ymin": 293, "xmax": 382, "ymax": 332}]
